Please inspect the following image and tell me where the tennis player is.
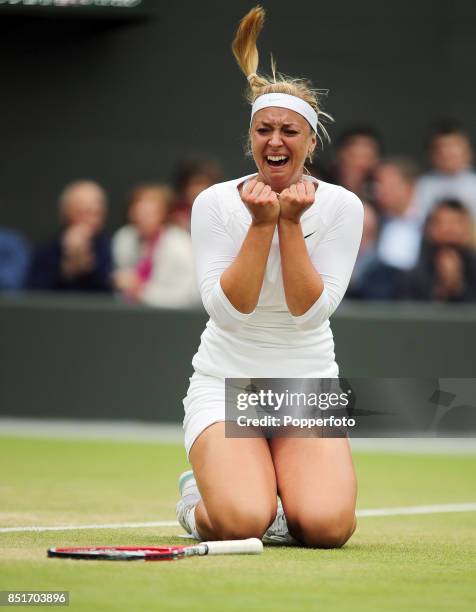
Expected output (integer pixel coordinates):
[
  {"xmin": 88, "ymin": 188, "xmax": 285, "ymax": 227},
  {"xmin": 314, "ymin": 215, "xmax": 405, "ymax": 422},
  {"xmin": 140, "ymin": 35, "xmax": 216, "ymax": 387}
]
[{"xmin": 176, "ymin": 6, "xmax": 363, "ymax": 548}]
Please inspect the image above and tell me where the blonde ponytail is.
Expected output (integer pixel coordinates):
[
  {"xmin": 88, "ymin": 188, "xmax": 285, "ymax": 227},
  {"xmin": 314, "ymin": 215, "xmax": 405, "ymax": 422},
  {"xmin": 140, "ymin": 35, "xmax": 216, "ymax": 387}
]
[
  {"xmin": 231, "ymin": 5, "xmax": 332, "ymax": 145},
  {"xmin": 231, "ymin": 6, "xmax": 269, "ymax": 91}
]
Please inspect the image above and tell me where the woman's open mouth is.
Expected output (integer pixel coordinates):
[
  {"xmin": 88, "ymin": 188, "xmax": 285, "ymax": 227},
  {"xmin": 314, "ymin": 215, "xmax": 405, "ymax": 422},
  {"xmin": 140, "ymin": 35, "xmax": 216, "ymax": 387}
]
[{"xmin": 265, "ymin": 155, "xmax": 289, "ymax": 168}]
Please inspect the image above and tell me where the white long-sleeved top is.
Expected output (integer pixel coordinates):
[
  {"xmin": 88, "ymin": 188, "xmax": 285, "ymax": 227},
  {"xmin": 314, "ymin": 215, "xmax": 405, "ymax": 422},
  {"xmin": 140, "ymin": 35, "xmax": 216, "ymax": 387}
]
[{"xmin": 191, "ymin": 174, "xmax": 363, "ymax": 378}]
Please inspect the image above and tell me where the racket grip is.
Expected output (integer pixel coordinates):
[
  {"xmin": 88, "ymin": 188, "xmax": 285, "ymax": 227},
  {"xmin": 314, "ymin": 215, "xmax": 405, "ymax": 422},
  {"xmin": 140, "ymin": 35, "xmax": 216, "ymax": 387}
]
[{"xmin": 203, "ymin": 538, "xmax": 263, "ymax": 555}]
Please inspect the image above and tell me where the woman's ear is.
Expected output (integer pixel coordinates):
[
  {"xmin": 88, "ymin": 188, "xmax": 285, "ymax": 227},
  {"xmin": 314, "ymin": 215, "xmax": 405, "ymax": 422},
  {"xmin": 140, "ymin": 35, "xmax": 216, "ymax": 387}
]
[{"xmin": 308, "ymin": 132, "xmax": 317, "ymax": 157}]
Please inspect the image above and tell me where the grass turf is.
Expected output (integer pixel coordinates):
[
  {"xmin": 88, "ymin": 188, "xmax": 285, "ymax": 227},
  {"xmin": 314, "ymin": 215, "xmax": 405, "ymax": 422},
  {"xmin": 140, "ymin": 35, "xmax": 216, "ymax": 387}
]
[{"xmin": 0, "ymin": 437, "xmax": 475, "ymax": 611}]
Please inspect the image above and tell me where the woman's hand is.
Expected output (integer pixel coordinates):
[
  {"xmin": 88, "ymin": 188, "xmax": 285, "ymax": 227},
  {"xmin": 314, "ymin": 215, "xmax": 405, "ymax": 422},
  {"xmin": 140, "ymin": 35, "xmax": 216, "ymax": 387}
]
[
  {"xmin": 279, "ymin": 181, "xmax": 317, "ymax": 223},
  {"xmin": 240, "ymin": 179, "xmax": 280, "ymax": 227},
  {"xmin": 113, "ymin": 269, "xmax": 144, "ymax": 301},
  {"xmin": 434, "ymin": 247, "xmax": 465, "ymax": 297}
]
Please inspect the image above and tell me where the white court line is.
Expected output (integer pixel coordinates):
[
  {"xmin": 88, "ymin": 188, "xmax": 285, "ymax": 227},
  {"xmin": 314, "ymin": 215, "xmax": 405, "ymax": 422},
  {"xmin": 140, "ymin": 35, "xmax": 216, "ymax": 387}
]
[
  {"xmin": 1, "ymin": 503, "xmax": 476, "ymax": 534},
  {"xmin": 356, "ymin": 502, "xmax": 476, "ymax": 517}
]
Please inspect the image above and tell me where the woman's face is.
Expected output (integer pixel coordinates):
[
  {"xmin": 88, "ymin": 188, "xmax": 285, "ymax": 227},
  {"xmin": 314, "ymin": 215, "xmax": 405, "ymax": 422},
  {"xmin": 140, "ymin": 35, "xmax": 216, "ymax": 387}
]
[
  {"xmin": 430, "ymin": 134, "xmax": 472, "ymax": 175},
  {"xmin": 131, "ymin": 198, "xmax": 168, "ymax": 240},
  {"xmin": 337, "ymin": 136, "xmax": 379, "ymax": 173},
  {"xmin": 250, "ymin": 107, "xmax": 316, "ymax": 192},
  {"xmin": 427, "ymin": 206, "xmax": 472, "ymax": 247}
]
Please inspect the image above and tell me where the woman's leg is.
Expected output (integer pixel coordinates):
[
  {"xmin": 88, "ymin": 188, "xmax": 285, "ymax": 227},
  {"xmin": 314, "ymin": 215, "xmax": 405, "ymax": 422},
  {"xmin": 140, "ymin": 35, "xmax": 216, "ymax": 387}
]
[
  {"xmin": 269, "ymin": 436, "xmax": 357, "ymax": 548},
  {"xmin": 189, "ymin": 422, "xmax": 278, "ymax": 541}
]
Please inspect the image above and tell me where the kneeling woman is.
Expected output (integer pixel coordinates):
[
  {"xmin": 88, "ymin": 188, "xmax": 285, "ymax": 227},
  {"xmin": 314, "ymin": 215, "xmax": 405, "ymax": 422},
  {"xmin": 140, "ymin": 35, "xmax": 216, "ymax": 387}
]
[{"xmin": 177, "ymin": 6, "xmax": 363, "ymax": 548}]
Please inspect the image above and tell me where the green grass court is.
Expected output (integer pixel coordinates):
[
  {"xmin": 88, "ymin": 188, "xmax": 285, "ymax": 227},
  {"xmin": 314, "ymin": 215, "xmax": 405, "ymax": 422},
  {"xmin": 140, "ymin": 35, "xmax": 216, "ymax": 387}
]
[{"xmin": 1, "ymin": 437, "xmax": 475, "ymax": 611}]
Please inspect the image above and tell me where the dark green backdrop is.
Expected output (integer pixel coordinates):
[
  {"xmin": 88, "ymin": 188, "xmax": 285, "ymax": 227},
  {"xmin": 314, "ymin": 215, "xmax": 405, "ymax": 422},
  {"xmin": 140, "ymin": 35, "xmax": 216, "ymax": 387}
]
[
  {"xmin": 1, "ymin": 0, "xmax": 476, "ymax": 242},
  {"xmin": 1, "ymin": 295, "xmax": 475, "ymax": 422}
]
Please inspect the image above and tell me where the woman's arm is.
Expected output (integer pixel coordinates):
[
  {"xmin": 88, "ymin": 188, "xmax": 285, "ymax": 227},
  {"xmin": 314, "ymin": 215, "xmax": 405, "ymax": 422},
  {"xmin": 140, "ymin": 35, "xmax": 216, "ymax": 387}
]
[
  {"xmin": 192, "ymin": 180, "xmax": 279, "ymax": 331},
  {"xmin": 278, "ymin": 181, "xmax": 322, "ymax": 315},
  {"xmin": 278, "ymin": 218, "xmax": 324, "ymax": 315},
  {"xmin": 278, "ymin": 182, "xmax": 363, "ymax": 329},
  {"xmin": 220, "ymin": 222, "xmax": 276, "ymax": 312},
  {"xmin": 221, "ymin": 179, "xmax": 279, "ymax": 312}
]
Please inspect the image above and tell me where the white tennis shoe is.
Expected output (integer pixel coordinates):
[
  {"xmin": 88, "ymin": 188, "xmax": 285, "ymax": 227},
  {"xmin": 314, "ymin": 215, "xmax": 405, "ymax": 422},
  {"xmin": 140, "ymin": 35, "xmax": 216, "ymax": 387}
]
[
  {"xmin": 176, "ymin": 470, "xmax": 297, "ymax": 544},
  {"xmin": 262, "ymin": 499, "xmax": 298, "ymax": 545},
  {"xmin": 176, "ymin": 470, "xmax": 201, "ymax": 539},
  {"xmin": 178, "ymin": 469, "xmax": 201, "ymax": 507}
]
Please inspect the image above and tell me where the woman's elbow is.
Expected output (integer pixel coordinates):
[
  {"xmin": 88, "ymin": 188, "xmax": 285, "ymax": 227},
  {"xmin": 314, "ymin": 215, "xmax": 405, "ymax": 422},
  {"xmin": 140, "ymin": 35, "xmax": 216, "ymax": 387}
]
[
  {"xmin": 291, "ymin": 292, "xmax": 333, "ymax": 331},
  {"xmin": 202, "ymin": 297, "xmax": 252, "ymax": 332}
]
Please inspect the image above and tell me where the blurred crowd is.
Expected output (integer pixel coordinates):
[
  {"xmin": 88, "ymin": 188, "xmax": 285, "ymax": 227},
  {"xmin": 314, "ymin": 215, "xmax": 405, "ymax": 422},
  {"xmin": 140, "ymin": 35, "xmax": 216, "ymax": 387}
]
[
  {"xmin": 312, "ymin": 119, "xmax": 476, "ymax": 302},
  {"xmin": 1, "ymin": 119, "xmax": 476, "ymax": 307},
  {"xmin": 0, "ymin": 159, "xmax": 222, "ymax": 309}
]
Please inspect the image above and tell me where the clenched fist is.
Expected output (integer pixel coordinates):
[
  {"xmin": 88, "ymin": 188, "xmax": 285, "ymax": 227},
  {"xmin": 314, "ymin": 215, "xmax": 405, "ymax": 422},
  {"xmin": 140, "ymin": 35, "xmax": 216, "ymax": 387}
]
[
  {"xmin": 279, "ymin": 181, "xmax": 317, "ymax": 223},
  {"xmin": 240, "ymin": 179, "xmax": 280, "ymax": 227}
]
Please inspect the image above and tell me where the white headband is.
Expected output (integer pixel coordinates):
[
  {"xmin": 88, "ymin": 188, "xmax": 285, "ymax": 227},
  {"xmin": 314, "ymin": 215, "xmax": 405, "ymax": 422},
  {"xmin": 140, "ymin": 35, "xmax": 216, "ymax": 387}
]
[{"xmin": 250, "ymin": 93, "xmax": 318, "ymax": 132}]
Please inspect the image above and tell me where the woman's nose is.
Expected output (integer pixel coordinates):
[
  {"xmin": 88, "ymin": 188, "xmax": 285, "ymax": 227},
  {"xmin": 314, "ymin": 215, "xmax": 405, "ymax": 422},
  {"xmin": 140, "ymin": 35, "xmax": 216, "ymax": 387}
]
[{"xmin": 269, "ymin": 130, "xmax": 283, "ymax": 146}]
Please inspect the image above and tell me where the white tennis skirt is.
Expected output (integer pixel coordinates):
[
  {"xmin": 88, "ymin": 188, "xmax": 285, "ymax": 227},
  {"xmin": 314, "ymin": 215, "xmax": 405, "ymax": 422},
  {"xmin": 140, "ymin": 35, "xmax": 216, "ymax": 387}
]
[
  {"xmin": 182, "ymin": 364, "xmax": 341, "ymax": 459},
  {"xmin": 183, "ymin": 371, "xmax": 226, "ymax": 459}
]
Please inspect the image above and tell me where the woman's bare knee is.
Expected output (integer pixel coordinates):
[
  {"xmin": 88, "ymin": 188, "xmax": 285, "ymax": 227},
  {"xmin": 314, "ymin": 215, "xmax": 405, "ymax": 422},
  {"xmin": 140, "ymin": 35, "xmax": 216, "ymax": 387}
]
[
  {"xmin": 208, "ymin": 501, "xmax": 276, "ymax": 541},
  {"xmin": 287, "ymin": 509, "xmax": 356, "ymax": 549},
  {"xmin": 189, "ymin": 423, "xmax": 278, "ymax": 540}
]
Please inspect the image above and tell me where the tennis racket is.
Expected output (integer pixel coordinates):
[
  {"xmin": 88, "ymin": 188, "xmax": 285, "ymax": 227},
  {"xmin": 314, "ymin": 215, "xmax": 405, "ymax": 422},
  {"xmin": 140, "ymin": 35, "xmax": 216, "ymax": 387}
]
[{"xmin": 47, "ymin": 538, "xmax": 263, "ymax": 561}]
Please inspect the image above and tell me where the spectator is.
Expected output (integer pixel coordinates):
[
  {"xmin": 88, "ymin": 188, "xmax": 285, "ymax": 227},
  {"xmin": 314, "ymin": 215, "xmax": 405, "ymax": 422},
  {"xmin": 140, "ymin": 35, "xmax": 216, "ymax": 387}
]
[
  {"xmin": 374, "ymin": 158, "xmax": 422, "ymax": 270},
  {"xmin": 324, "ymin": 126, "xmax": 382, "ymax": 202},
  {"xmin": 169, "ymin": 158, "xmax": 223, "ymax": 232},
  {"xmin": 347, "ymin": 202, "xmax": 380, "ymax": 297},
  {"xmin": 113, "ymin": 184, "xmax": 199, "ymax": 308},
  {"xmin": 0, "ymin": 227, "xmax": 30, "ymax": 291},
  {"xmin": 29, "ymin": 180, "xmax": 112, "ymax": 292},
  {"xmin": 399, "ymin": 200, "xmax": 476, "ymax": 302},
  {"xmin": 351, "ymin": 157, "xmax": 421, "ymax": 300},
  {"xmin": 349, "ymin": 159, "xmax": 422, "ymax": 300},
  {"xmin": 414, "ymin": 120, "xmax": 476, "ymax": 222}
]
